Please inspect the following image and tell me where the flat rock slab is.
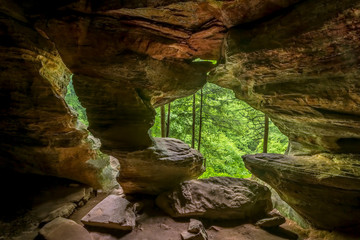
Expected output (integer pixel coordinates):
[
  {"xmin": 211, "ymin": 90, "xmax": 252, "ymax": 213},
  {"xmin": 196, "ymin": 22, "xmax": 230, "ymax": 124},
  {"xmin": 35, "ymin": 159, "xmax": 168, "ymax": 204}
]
[
  {"xmin": 156, "ymin": 177, "xmax": 272, "ymax": 220},
  {"xmin": 39, "ymin": 217, "xmax": 92, "ymax": 240},
  {"xmin": 243, "ymin": 153, "xmax": 360, "ymax": 229},
  {"xmin": 81, "ymin": 194, "xmax": 135, "ymax": 230}
]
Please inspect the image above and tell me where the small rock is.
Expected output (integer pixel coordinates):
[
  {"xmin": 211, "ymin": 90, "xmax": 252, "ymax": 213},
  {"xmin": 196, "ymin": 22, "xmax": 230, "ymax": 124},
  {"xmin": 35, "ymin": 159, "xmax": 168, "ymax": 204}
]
[
  {"xmin": 133, "ymin": 202, "xmax": 145, "ymax": 214},
  {"xmin": 255, "ymin": 216, "xmax": 286, "ymax": 228},
  {"xmin": 268, "ymin": 209, "xmax": 282, "ymax": 218},
  {"xmin": 41, "ymin": 203, "xmax": 76, "ymax": 223},
  {"xmin": 188, "ymin": 219, "xmax": 203, "ymax": 234},
  {"xmin": 181, "ymin": 230, "xmax": 207, "ymax": 240},
  {"xmin": 39, "ymin": 217, "xmax": 92, "ymax": 240},
  {"xmin": 181, "ymin": 218, "xmax": 208, "ymax": 240},
  {"xmin": 160, "ymin": 223, "xmax": 171, "ymax": 230},
  {"xmin": 111, "ymin": 187, "xmax": 125, "ymax": 197},
  {"xmin": 81, "ymin": 194, "xmax": 135, "ymax": 230},
  {"xmin": 208, "ymin": 226, "xmax": 220, "ymax": 232}
]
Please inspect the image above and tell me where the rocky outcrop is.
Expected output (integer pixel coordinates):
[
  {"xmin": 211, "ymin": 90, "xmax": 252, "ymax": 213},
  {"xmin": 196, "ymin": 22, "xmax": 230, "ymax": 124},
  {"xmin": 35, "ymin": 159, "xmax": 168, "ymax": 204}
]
[
  {"xmin": 255, "ymin": 209, "xmax": 286, "ymax": 228},
  {"xmin": 0, "ymin": 8, "xmax": 117, "ymax": 189},
  {"xmin": 28, "ymin": 0, "xmax": 300, "ymax": 156},
  {"xmin": 117, "ymin": 137, "xmax": 205, "ymax": 194},
  {"xmin": 156, "ymin": 177, "xmax": 272, "ymax": 220},
  {"xmin": 0, "ymin": 0, "xmax": 305, "ymax": 191},
  {"xmin": 40, "ymin": 217, "xmax": 92, "ymax": 240},
  {"xmin": 81, "ymin": 194, "xmax": 136, "ymax": 230},
  {"xmin": 209, "ymin": 0, "xmax": 360, "ymax": 154},
  {"xmin": 243, "ymin": 153, "xmax": 360, "ymax": 230}
]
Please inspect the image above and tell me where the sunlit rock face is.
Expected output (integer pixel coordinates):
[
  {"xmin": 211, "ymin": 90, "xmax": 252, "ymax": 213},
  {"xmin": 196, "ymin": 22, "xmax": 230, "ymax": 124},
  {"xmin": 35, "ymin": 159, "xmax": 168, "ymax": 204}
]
[
  {"xmin": 243, "ymin": 154, "xmax": 360, "ymax": 230},
  {"xmin": 0, "ymin": 10, "xmax": 109, "ymax": 188},
  {"xmin": 209, "ymin": 0, "xmax": 360, "ymax": 154}
]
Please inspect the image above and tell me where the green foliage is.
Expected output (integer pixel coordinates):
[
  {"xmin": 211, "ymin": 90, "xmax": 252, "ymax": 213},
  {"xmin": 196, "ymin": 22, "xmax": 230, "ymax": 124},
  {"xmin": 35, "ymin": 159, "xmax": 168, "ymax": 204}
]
[
  {"xmin": 65, "ymin": 77, "xmax": 89, "ymax": 126},
  {"xmin": 150, "ymin": 83, "xmax": 288, "ymax": 178},
  {"xmin": 192, "ymin": 58, "xmax": 217, "ymax": 65}
]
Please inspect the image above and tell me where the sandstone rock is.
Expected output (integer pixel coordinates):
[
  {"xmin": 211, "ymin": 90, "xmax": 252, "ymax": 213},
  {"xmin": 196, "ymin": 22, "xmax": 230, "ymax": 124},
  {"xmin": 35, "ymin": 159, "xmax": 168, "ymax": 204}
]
[
  {"xmin": 31, "ymin": 0, "xmax": 301, "ymax": 157},
  {"xmin": 243, "ymin": 153, "xmax": 360, "ymax": 229},
  {"xmin": 41, "ymin": 203, "xmax": 77, "ymax": 223},
  {"xmin": 39, "ymin": 217, "xmax": 92, "ymax": 240},
  {"xmin": 256, "ymin": 216, "xmax": 286, "ymax": 228},
  {"xmin": 0, "ymin": 10, "xmax": 117, "ymax": 189},
  {"xmin": 188, "ymin": 219, "xmax": 204, "ymax": 234},
  {"xmin": 81, "ymin": 195, "xmax": 135, "ymax": 230},
  {"xmin": 184, "ymin": 219, "xmax": 208, "ymax": 240},
  {"xmin": 118, "ymin": 137, "xmax": 205, "ymax": 194},
  {"xmin": 156, "ymin": 177, "xmax": 272, "ymax": 220},
  {"xmin": 209, "ymin": 0, "xmax": 360, "ymax": 154},
  {"xmin": 181, "ymin": 230, "xmax": 207, "ymax": 240}
]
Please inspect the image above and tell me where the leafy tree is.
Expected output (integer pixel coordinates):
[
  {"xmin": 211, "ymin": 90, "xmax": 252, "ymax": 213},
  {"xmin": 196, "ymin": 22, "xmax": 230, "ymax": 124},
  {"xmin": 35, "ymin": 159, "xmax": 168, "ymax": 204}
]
[{"xmin": 150, "ymin": 83, "xmax": 288, "ymax": 178}]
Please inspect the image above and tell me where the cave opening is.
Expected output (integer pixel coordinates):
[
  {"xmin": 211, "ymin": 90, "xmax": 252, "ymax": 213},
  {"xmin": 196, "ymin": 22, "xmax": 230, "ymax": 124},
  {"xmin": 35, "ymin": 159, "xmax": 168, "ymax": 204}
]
[{"xmin": 150, "ymin": 82, "xmax": 288, "ymax": 179}]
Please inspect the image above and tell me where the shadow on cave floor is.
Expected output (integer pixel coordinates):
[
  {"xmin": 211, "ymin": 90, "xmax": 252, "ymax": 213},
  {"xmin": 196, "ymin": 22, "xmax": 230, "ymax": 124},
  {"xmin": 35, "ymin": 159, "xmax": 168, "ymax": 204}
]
[
  {"xmin": 0, "ymin": 169, "xmax": 94, "ymax": 240},
  {"xmin": 70, "ymin": 194, "xmax": 301, "ymax": 240}
]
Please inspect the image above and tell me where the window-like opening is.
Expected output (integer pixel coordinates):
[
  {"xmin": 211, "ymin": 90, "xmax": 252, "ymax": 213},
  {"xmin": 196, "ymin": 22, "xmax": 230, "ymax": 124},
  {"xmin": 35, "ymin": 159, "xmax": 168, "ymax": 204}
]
[
  {"xmin": 65, "ymin": 76, "xmax": 89, "ymax": 126},
  {"xmin": 150, "ymin": 83, "xmax": 288, "ymax": 178}
]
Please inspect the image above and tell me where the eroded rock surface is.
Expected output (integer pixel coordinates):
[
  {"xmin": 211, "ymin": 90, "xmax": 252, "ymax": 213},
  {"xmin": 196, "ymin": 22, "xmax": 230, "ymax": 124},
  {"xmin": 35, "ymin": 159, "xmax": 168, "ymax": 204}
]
[
  {"xmin": 209, "ymin": 0, "xmax": 360, "ymax": 154},
  {"xmin": 0, "ymin": 8, "xmax": 114, "ymax": 188},
  {"xmin": 81, "ymin": 194, "xmax": 136, "ymax": 230},
  {"xmin": 118, "ymin": 137, "xmax": 205, "ymax": 194},
  {"xmin": 243, "ymin": 153, "xmax": 360, "ymax": 230},
  {"xmin": 156, "ymin": 177, "xmax": 272, "ymax": 220},
  {"xmin": 40, "ymin": 217, "xmax": 92, "ymax": 240}
]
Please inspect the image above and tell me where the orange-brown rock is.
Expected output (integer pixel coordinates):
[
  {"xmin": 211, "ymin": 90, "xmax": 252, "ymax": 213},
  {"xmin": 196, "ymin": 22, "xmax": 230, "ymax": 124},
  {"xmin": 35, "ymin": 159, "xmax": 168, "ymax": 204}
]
[
  {"xmin": 243, "ymin": 153, "xmax": 360, "ymax": 230},
  {"xmin": 117, "ymin": 138, "xmax": 205, "ymax": 194},
  {"xmin": 0, "ymin": 7, "xmax": 116, "ymax": 189},
  {"xmin": 209, "ymin": 0, "xmax": 360, "ymax": 154}
]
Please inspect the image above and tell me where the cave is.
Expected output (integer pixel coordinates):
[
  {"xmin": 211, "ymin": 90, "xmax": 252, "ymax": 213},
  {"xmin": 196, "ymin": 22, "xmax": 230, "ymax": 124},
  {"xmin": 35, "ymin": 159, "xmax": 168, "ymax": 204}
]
[{"xmin": 1, "ymin": 0, "xmax": 360, "ymax": 239}]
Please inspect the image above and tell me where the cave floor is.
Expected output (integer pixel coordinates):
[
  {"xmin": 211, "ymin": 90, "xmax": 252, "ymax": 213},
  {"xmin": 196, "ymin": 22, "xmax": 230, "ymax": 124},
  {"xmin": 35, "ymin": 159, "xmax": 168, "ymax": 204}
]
[
  {"xmin": 71, "ymin": 194, "xmax": 301, "ymax": 240},
  {"xmin": 0, "ymin": 172, "xmax": 359, "ymax": 240}
]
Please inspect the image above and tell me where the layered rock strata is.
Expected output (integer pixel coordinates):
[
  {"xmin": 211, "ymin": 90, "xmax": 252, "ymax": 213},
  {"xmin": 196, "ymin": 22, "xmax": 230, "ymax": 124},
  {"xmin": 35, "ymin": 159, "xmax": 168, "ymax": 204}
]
[
  {"xmin": 209, "ymin": 0, "xmax": 360, "ymax": 154},
  {"xmin": 243, "ymin": 153, "xmax": 360, "ymax": 230},
  {"xmin": 117, "ymin": 138, "xmax": 205, "ymax": 194},
  {"xmin": 0, "ymin": 10, "xmax": 114, "ymax": 188}
]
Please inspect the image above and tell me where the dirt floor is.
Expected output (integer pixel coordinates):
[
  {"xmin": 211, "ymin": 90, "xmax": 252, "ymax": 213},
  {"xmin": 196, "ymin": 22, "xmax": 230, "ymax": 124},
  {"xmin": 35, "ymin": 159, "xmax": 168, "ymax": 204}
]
[
  {"xmin": 1, "ymin": 171, "xmax": 359, "ymax": 240},
  {"xmin": 71, "ymin": 194, "xmax": 302, "ymax": 240}
]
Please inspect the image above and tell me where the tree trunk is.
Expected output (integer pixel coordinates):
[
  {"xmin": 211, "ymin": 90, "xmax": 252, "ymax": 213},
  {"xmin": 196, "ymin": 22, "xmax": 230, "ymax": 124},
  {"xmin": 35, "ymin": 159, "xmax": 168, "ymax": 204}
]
[
  {"xmin": 198, "ymin": 88, "xmax": 203, "ymax": 151},
  {"xmin": 263, "ymin": 115, "xmax": 269, "ymax": 153},
  {"xmin": 161, "ymin": 105, "xmax": 166, "ymax": 137},
  {"xmin": 166, "ymin": 103, "xmax": 171, "ymax": 137},
  {"xmin": 192, "ymin": 94, "xmax": 196, "ymax": 148}
]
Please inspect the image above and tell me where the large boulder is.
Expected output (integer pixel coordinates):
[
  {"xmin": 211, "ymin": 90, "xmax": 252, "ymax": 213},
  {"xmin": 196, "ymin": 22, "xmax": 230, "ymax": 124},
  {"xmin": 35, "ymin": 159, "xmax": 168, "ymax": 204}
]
[
  {"xmin": 156, "ymin": 177, "xmax": 272, "ymax": 220},
  {"xmin": 243, "ymin": 153, "xmax": 360, "ymax": 230},
  {"xmin": 117, "ymin": 137, "xmax": 205, "ymax": 194}
]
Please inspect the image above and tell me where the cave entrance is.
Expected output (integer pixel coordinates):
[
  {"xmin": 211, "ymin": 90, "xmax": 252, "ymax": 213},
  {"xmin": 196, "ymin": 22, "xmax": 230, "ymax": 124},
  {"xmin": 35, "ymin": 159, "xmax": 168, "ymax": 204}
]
[{"xmin": 150, "ymin": 83, "xmax": 288, "ymax": 179}]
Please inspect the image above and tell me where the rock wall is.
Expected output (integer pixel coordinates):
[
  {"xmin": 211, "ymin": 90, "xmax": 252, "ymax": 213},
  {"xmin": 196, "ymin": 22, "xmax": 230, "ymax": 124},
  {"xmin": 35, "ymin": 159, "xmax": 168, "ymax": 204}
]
[
  {"xmin": 1, "ymin": 0, "xmax": 360, "ymax": 231},
  {"xmin": 209, "ymin": 0, "xmax": 360, "ymax": 154},
  {"xmin": 208, "ymin": 0, "xmax": 360, "ymax": 230},
  {"xmin": 0, "ymin": 3, "xmax": 116, "ymax": 189}
]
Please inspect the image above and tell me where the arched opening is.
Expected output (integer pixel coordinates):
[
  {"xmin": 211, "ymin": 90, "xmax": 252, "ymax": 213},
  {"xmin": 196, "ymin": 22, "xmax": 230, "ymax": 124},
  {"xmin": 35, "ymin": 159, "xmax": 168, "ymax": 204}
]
[{"xmin": 151, "ymin": 83, "xmax": 288, "ymax": 179}]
